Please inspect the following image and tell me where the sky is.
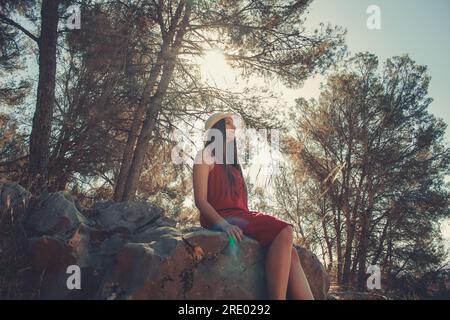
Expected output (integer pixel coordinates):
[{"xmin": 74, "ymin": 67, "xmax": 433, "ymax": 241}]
[{"xmin": 298, "ymin": 0, "xmax": 450, "ymax": 139}]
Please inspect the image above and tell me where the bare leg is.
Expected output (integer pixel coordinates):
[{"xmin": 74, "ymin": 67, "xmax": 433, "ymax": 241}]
[
  {"xmin": 287, "ymin": 247, "xmax": 315, "ymax": 300},
  {"xmin": 265, "ymin": 226, "xmax": 293, "ymax": 300}
]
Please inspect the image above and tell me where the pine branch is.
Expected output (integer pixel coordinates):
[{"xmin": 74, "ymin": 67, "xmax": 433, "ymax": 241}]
[{"xmin": 0, "ymin": 13, "xmax": 40, "ymax": 45}]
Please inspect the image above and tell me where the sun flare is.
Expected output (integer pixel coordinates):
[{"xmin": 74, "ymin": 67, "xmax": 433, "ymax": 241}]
[{"xmin": 199, "ymin": 48, "xmax": 235, "ymax": 86}]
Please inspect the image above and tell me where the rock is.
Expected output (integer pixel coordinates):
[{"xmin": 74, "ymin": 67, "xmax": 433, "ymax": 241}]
[
  {"xmin": 328, "ymin": 291, "xmax": 389, "ymax": 300},
  {"xmin": 95, "ymin": 201, "xmax": 164, "ymax": 232},
  {"xmin": 25, "ymin": 191, "xmax": 89, "ymax": 236},
  {"xmin": 296, "ymin": 246, "xmax": 330, "ymax": 300},
  {"xmin": 27, "ymin": 235, "xmax": 106, "ymax": 299},
  {"xmin": 2, "ymin": 185, "xmax": 330, "ymax": 300},
  {"xmin": 27, "ymin": 236, "xmax": 77, "ymax": 299},
  {"xmin": 98, "ymin": 230, "xmax": 267, "ymax": 300},
  {"xmin": 131, "ymin": 225, "xmax": 181, "ymax": 243},
  {"xmin": 0, "ymin": 182, "xmax": 30, "ymax": 222}
]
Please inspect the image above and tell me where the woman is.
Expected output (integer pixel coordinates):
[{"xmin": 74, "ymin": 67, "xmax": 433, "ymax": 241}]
[{"xmin": 192, "ymin": 111, "xmax": 314, "ymax": 300}]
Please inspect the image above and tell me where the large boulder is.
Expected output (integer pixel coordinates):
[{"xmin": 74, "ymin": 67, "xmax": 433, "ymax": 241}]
[
  {"xmin": 25, "ymin": 191, "xmax": 89, "ymax": 236},
  {"xmin": 98, "ymin": 230, "xmax": 268, "ymax": 300},
  {"xmin": 98, "ymin": 229, "xmax": 330, "ymax": 300},
  {"xmin": 94, "ymin": 201, "xmax": 165, "ymax": 231},
  {"xmin": 2, "ymin": 185, "xmax": 330, "ymax": 300},
  {"xmin": 296, "ymin": 246, "xmax": 330, "ymax": 299}
]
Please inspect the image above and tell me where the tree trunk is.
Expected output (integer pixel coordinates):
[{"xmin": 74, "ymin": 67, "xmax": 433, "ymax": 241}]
[
  {"xmin": 342, "ymin": 160, "xmax": 366, "ymax": 287},
  {"xmin": 340, "ymin": 131, "xmax": 353, "ymax": 287},
  {"xmin": 27, "ymin": 0, "xmax": 59, "ymax": 195},
  {"xmin": 356, "ymin": 211, "xmax": 370, "ymax": 291},
  {"xmin": 121, "ymin": 2, "xmax": 191, "ymax": 201},
  {"xmin": 121, "ymin": 64, "xmax": 174, "ymax": 201},
  {"xmin": 113, "ymin": 47, "xmax": 169, "ymax": 201},
  {"xmin": 371, "ymin": 219, "xmax": 389, "ymax": 265},
  {"xmin": 341, "ymin": 217, "xmax": 355, "ymax": 287},
  {"xmin": 356, "ymin": 178, "xmax": 374, "ymax": 291},
  {"xmin": 334, "ymin": 203, "xmax": 343, "ymax": 284},
  {"xmin": 322, "ymin": 202, "xmax": 333, "ymax": 273}
]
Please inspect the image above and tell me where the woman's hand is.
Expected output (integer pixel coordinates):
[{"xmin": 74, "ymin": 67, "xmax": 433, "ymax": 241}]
[{"xmin": 219, "ymin": 221, "xmax": 243, "ymax": 242}]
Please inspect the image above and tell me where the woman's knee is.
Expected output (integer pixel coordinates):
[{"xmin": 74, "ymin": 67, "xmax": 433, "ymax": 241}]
[{"xmin": 278, "ymin": 225, "xmax": 293, "ymax": 243}]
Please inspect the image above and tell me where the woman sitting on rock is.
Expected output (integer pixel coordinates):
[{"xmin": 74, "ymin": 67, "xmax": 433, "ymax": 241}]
[{"xmin": 193, "ymin": 111, "xmax": 314, "ymax": 300}]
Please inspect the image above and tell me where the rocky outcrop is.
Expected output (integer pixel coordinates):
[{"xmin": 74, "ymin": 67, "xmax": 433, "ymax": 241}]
[
  {"xmin": 296, "ymin": 246, "xmax": 330, "ymax": 299},
  {"xmin": 328, "ymin": 291, "xmax": 390, "ymax": 300},
  {"xmin": 0, "ymin": 183, "xmax": 330, "ymax": 300}
]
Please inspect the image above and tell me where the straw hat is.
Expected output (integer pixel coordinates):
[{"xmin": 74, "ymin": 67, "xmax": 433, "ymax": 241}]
[{"xmin": 204, "ymin": 111, "xmax": 235, "ymax": 131}]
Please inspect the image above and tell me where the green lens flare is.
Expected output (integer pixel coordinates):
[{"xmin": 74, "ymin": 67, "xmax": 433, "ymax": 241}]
[{"xmin": 227, "ymin": 235, "xmax": 239, "ymax": 259}]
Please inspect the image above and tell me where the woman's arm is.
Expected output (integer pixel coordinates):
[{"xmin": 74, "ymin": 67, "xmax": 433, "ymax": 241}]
[{"xmin": 193, "ymin": 151, "xmax": 243, "ymax": 241}]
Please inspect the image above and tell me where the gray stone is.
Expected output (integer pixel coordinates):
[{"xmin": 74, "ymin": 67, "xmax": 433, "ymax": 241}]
[
  {"xmin": 96, "ymin": 201, "xmax": 164, "ymax": 232},
  {"xmin": 3, "ymin": 185, "xmax": 330, "ymax": 300},
  {"xmin": 0, "ymin": 182, "xmax": 30, "ymax": 223},
  {"xmin": 25, "ymin": 191, "xmax": 89, "ymax": 235}
]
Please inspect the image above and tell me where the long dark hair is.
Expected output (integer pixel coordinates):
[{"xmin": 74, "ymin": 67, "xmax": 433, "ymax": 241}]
[{"xmin": 204, "ymin": 118, "xmax": 248, "ymax": 199}]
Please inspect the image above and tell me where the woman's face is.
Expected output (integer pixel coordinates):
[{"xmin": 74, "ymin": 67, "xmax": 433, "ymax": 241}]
[{"xmin": 224, "ymin": 116, "xmax": 236, "ymax": 142}]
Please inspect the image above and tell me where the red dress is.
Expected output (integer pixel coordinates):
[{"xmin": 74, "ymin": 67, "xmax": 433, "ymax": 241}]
[{"xmin": 199, "ymin": 162, "xmax": 292, "ymax": 247}]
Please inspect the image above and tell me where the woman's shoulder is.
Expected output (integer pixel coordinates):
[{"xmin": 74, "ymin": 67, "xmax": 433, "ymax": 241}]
[{"xmin": 194, "ymin": 149, "xmax": 216, "ymax": 172}]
